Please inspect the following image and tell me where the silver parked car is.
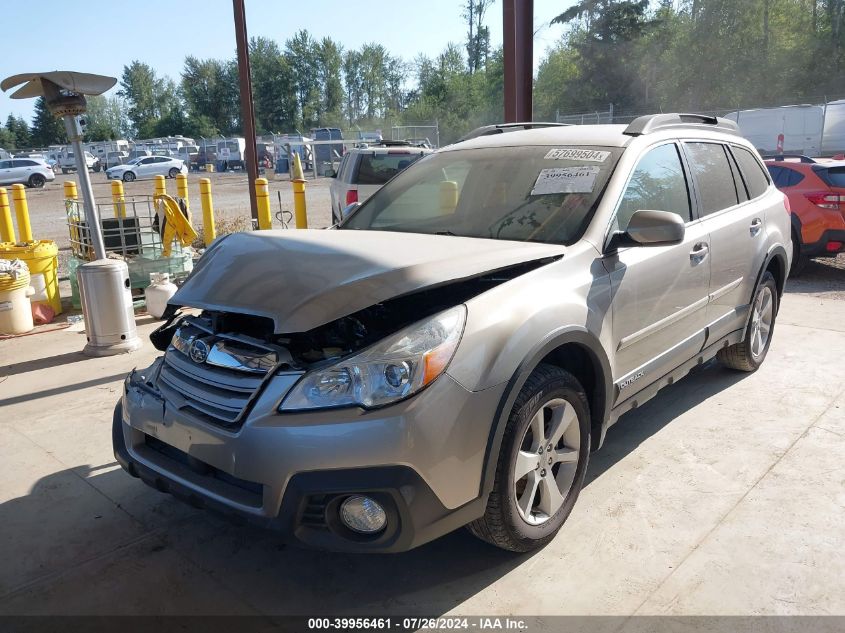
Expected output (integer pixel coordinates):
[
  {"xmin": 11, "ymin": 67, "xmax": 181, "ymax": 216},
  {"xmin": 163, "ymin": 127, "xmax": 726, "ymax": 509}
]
[
  {"xmin": 0, "ymin": 157, "xmax": 56, "ymax": 188},
  {"xmin": 330, "ymin": 143, "xmax": 431, "ymax": 224},
  {"xmin": 105, "ymin": 156, "xmax": 187, "ymax": 182},
  {"xmin": 114, "ymin": 114, "xmax": 791, "ymax": 552}
]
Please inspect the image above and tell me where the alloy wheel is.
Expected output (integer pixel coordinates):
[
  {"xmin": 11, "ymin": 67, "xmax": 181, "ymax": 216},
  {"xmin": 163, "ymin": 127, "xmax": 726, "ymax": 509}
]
[
  {"xmin": 513, "ymin": 397, "xmax": 581, "ymax": 525},
  {"xmin": 750, "ymin": 285, "xmax": 774, "ymax": 360}
]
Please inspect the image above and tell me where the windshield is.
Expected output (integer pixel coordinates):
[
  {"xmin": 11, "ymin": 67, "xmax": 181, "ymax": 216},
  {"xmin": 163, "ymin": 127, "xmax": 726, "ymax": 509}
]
[{"xmin": 341, "ymin": 145, "xmax": 621, "ymax": 245}]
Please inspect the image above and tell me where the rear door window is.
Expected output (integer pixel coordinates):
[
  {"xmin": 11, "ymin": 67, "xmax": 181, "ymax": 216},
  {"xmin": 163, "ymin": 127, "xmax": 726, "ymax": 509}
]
[
  {"xmin": 732, "ymin": 146, "xmax": 771, "ymax": 198},
  {"xmin": 354, "ymin": 153, "xmax": 423, "ymax": 186},
  {"xmin": 685, "ymin": 142, "xmax": 739, "ymax": 215},
  {"xmin": 726, "ymin": 151, "xmax": 749, "ymax": 202}
]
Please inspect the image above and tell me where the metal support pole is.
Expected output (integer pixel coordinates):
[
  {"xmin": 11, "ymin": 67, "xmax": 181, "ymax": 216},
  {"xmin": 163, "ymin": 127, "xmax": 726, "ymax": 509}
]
[
  {"xmin": 64, "ymin": 115, "xmax": 106, "ymax": 260},
  {"xmin": 502, "ymin": 0, "xmax": 534, "ymax": 123},
  {"xmin": 233, "ymin": 0, "xmax": 259, "ymax": 222}
]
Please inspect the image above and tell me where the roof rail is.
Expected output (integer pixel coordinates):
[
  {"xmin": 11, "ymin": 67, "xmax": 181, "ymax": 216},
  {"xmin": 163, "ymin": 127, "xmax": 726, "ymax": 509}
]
[
  {"xmin": 623, "ymin": 113, "xmax": 739, "ymax": 137},
  {"xmin": 763, "ymin": 154, "xmax": 816, "ymax": 163},
  {"xmin": 458, "ymin": 121, "xmax": 570, "ymax": 143}
]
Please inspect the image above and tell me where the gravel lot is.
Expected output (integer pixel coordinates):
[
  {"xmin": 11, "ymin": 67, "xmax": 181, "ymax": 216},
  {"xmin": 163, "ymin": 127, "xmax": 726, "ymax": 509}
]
[{"xmin": 19, "ymin": 171, "xmax": 334, "ymax": 279}]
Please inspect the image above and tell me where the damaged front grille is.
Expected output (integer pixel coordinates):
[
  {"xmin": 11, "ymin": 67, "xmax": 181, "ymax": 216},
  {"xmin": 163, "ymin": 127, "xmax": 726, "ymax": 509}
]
[{"xmin": 157, "ymin": 316, "xmax": 294, "ymax": 427}]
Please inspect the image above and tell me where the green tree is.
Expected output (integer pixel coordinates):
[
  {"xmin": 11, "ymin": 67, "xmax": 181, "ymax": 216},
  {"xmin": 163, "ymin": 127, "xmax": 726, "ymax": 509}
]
[
  {"xmin": 250, "ymin": 37, "xmax": 297, "ymax": 133},
  {"xmin": 0, "ymin": 125, "xmax": 16, "ymax": 149},
  {"xmin": 316, "ymin": 37, "xmax": 345, "ymax": 123},
  {"xmin": 182, "ymin": 56, "xmax": 240, "ymax": 136},
  {"xmin": 285, "ymin": 30, "xmax": 321, "ymax": 128},
  {"xmin": 464, "ymin": 0, "xmax": 493, "ymax": 73},
  {"xmin": 5, "ymin": 114, "xmax": 30, "ymax": 148},
  {"xmin": 30, "ymin": 97, "xmax": 66, "ymax": 146}
]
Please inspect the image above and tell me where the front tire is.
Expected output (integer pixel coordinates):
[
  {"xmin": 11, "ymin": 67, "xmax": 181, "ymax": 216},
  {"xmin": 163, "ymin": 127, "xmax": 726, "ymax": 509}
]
[
  {"xmin": 467, "ymin": 364, "xmax": 590, "ymax": 552},
  {"xmin": 718, "ymin": 271, "xmax": 778, "ymax": 372},
  {"xmin": 168, "ymin": 167, "xmax": 180, "ymax": 178},
  {"xmin": 28, "ymin": 174, "xmax": 46, "ymax": 188},
  {"xmin": 122, "ymin": 171, "xmax": 136, "ymax": 183}
]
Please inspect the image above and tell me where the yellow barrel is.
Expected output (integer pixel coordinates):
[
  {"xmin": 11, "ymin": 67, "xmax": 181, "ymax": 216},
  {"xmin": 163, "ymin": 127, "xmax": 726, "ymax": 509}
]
[
  {"xmin": 0, "ymin": 262, "xmax": 33, "ymax": 334},
  {"xmin": 0, "ymin": 240, "xmax": 61, "ymax": 315}
]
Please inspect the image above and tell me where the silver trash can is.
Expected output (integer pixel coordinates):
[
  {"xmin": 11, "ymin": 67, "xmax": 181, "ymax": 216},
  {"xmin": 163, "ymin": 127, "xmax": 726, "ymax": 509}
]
[{"xmin": 77, "ymin": 259, "xmax": 142, "ymax": 356}]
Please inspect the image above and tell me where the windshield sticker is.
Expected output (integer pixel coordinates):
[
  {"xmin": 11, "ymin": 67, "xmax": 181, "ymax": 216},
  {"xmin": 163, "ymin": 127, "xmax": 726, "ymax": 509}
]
[
  {"xmin": 531, "ymin": 166, "xmax": 601, "ymax": 195},
  {"xmin": 544, "ymin": 148, "xmax": 610, "ymax": 162}
]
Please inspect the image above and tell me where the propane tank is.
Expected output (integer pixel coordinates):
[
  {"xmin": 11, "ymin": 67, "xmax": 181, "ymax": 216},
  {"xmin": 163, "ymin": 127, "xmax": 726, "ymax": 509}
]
[{"xmin": 145, "ymin": 272, "xmax": 177, "ymax": 319}]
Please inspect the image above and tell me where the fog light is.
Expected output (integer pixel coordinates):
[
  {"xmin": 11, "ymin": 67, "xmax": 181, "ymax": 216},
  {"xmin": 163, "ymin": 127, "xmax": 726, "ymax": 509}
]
[{"xmin": 339, "ymin": 495, "xmax": 387, "ymax": 534}]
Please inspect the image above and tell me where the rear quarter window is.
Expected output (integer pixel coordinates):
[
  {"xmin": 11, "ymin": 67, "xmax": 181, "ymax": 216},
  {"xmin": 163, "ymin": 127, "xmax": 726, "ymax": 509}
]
[{"xmin": 732, "ymin": 146, "xmax": 771, "ymax": 197}]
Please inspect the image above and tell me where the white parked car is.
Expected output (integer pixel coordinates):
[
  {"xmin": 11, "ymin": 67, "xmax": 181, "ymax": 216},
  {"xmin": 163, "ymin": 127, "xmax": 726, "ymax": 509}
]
[
  {"xmin": 105, "ymin": 156, "xmax": 187, "ymax": 182},
  {"xmin": 60, "ymin": 150, "xmax": 100, "ymax": 173},
  {"xmin": 330, "ymin": 143, "xmax": 431, "ymax": 224},
  {"xmin": 0, "ymin": 157, "xmax": 56, "ymax": 188}
]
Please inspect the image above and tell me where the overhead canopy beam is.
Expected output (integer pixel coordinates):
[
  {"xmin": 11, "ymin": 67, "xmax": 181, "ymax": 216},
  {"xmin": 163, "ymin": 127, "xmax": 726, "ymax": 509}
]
[{"xmin": 503, "ymin": 0, "xmax": 534, "ymax": 123}]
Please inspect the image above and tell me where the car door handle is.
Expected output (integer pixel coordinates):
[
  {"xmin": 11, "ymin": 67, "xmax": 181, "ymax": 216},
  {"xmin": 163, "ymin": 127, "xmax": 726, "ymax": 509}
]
[
  {"xmin": 750, "ymin": 218, "xmax": 763, "ymax": 236},
  {"xmin": 690, "ymin": 242, "xmax": 709, "ymax": 264}
]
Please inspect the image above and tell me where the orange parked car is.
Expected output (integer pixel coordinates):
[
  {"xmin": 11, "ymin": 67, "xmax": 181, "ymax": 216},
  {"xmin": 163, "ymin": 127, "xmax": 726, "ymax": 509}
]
[{"xmin": 765, "ymin": 155, "xmax": 845, "ymax": 274}]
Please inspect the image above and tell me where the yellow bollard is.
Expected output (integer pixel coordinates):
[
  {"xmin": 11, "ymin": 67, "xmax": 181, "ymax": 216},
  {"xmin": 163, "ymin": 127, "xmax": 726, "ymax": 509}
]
[
  {"xmin": 63, "ymin": 180, "xmax": 78, "ymax": 200},
  {"xmin": 255, "ymin": 177, "xmax": 272, "ymax": 230},
  {"xmin": 291, "ymin": 153, "xmax": 308, "ymax": 229},
  {"xmin": 175, "ymin": 173, "xmax": 190, "ymax": 219},
  {"xmin": 11, "ymin": 184, "xmax": 33, "ymax": 243},
  {"xmin": 199, "ymin": 178, "xmax": 216, "ymax": 246},
  {"xmin": 154, "ymin": 174, "xmax": 167, "ymax": 197},
  {"xmin": 111, "ymin": 180, "xmax": 126, "ymax": 219},
  {"xmin": 0, "ymin": 188, "xmax": 15, "ymax": 243}
]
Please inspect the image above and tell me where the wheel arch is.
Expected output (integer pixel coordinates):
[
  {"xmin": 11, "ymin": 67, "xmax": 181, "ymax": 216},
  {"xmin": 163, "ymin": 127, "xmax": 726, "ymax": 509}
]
[{"xmin": 478, "ymin": 327, "xmax": 612, "ymax": 501}]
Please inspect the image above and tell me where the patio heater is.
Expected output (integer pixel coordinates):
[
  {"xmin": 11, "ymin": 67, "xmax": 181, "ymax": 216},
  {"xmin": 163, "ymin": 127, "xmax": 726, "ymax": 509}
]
[{"xmin": 1, "ymin": 72, "xmax": 142, "ymax": 356}]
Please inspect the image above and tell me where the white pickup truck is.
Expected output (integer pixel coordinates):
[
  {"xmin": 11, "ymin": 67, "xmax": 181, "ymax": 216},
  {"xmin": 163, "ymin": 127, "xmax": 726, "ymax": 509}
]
[{"xmin": 60, "ymin": 150, "xmax": 100, "ymax": 173}]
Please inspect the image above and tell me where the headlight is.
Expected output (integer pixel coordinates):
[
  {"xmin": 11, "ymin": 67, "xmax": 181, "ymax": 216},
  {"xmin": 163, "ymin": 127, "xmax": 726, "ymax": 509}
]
[{"xmin": 280, "ymin": 305, "xmax": 466, "ymax": 411}]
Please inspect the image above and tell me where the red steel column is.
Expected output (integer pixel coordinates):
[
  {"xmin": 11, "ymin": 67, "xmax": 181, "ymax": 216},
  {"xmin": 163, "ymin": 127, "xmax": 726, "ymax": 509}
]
[
  {"xmin": 503, "ymin": 0, "xmax": 534, "ymax": 122},
  {"xmin": 233, "ymin": 0, "xmax": 259, "ymax": 222}
]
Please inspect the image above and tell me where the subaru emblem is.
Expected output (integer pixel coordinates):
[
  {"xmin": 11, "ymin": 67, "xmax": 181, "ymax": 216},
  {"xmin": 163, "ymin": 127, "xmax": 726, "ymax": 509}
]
[{"xmin": 189, "ymin": 339, "xmax": 210, "ymax": 364}]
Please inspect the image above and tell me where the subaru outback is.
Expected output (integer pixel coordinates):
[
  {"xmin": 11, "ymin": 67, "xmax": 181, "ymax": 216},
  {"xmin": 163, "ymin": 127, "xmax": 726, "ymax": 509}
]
[{"xmin": 114, "ymin": 114, "xmax": 791, "ymax": 553}]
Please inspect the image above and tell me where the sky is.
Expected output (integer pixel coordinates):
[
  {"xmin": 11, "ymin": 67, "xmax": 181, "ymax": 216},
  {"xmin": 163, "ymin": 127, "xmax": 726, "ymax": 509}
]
[{"xmin": 0, "ymin": 0, "xmax": 573, "ymax": 122}]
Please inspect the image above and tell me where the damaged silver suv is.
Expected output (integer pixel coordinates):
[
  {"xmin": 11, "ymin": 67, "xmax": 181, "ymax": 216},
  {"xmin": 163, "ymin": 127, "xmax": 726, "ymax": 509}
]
[{"xmin": 114, "ymin": 114, "xmax": 791, "ymax": 552}]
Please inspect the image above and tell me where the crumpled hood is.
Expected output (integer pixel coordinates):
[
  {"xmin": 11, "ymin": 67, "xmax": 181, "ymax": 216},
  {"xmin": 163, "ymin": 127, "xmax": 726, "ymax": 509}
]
[{"xmin": 171, "ymin": 229, "xmax": 566, "ymax": 333}]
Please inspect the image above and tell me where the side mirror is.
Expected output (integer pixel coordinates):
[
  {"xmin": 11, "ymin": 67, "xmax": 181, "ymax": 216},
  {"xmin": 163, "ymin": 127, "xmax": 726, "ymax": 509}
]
[
  {"xmin": 608, "ymin": 209, "xmax": 685, "ymax": 250},
  {"xmin": 342, "ymin": 202, "xmax": 360, "ymax": 219}
]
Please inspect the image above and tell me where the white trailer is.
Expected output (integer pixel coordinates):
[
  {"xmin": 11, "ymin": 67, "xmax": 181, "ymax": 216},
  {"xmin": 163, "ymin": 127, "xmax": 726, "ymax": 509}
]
[{"xmin": 724, "ymin": 105, "xmax": 824, "ymax": 156}]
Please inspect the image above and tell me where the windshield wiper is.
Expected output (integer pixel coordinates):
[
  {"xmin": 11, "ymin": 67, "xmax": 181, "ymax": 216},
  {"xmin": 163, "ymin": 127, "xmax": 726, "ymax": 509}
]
[{"xmin": 434, "ymin": 230, "xmax": 457, "ymax": 236}]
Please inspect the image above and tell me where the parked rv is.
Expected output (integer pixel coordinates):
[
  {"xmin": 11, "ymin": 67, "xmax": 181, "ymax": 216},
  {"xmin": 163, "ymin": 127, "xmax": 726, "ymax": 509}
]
[{"xmin": 217, "ymin": 138, "xmax": 246, "ymax": 171}]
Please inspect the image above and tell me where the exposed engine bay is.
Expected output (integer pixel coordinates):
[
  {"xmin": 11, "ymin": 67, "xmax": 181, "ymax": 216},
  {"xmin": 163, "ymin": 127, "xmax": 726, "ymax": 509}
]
[{"xmin": 151, "ymin": 258, "xmax": 558, "ymax": 372}]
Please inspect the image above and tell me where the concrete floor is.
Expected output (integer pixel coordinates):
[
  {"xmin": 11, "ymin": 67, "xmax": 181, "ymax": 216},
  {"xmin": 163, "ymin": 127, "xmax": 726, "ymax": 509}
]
[{"xmin": 0, "ymin": 288, "xmax": 843, "ymax": 616}]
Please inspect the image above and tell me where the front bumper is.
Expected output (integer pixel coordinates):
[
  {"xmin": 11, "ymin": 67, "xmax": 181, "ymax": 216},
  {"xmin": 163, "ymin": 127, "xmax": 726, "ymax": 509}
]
[{"xmin": 113, "ymin": 361, "xmax": 503, "ymax": 552}]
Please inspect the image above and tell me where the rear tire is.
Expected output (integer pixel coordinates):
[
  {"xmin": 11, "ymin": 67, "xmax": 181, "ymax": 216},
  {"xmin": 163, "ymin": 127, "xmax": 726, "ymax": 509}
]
[
  {"xmin": 123, "ymin": 171, "xmax": 136, "ymax": 183},
  {"xmin": 790, "ymin": 232, "xmax": 810, "ymax": 276},
  {"xmin": 718, "ymin": 271, "xmax": 778, "ymax": 372},
  {"xmin": 28, "ymin": 174, "xmax": 46, "ymax": 188},
  {"xmin": 467, "ymin": 364, "xmax": 590, "ymax": 552}
]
